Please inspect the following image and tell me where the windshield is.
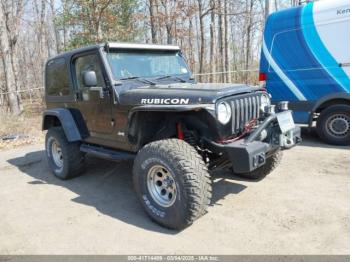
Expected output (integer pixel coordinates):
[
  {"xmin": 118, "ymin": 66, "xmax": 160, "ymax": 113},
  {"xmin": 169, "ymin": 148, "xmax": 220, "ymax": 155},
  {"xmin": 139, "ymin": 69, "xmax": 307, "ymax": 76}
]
[{"xmin": 106, "ymin": 50, "xmax": 190, "ymax": 79}]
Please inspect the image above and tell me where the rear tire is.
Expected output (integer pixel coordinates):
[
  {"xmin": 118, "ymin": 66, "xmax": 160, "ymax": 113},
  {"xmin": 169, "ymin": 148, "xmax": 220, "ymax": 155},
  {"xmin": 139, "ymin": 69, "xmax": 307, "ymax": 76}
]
[
  {"xmin": 235, "ymin": 151, "xmax": 283, "ymax": 180},
  {"xmin": 45, "ymin": 127, "xmax": 85, "ymax": 180},
  {"xmin": 133, "ymin": 139, "xmax": 212, "ymax": 230},
  {"xmin": 316, "ymin": 105, "xmax": 350, "ymax": 146}
]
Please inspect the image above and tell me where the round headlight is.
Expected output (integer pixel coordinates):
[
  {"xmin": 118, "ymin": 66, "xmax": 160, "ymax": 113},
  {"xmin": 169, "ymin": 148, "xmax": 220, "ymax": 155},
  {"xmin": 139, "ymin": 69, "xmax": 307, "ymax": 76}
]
[
  {"xmin": 217, "ymin": 102, "xmax": 232, "ymax": 124},
  {"xmin": 260, "ymin": 94, "xmax": 271, "ymax": 112}
]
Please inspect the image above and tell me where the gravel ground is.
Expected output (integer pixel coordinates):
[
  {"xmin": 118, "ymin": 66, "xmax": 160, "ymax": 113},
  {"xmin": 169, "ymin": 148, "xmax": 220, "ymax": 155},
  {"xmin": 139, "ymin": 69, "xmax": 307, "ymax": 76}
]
[{"xmin": 0, "ymin": 129, "xmax": 349, "ymax": 255}]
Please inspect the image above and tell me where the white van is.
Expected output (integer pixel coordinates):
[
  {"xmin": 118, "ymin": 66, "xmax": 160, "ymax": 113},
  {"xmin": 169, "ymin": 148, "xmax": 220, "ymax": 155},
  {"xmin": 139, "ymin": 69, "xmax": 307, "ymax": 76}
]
[{"xmin": 260, "ymin": 0, "xmax": 350, "ymax": 145}]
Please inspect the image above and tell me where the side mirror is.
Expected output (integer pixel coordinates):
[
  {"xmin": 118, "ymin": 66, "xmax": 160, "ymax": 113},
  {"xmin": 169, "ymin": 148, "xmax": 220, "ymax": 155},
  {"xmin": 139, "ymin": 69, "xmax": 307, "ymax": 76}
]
[{"xmin": 83, "ymin": 71, "xmax": 97, "ymax": 87}]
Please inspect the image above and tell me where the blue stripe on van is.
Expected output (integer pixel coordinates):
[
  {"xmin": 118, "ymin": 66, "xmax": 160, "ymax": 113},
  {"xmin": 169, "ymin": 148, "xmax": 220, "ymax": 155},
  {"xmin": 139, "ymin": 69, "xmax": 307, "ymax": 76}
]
[
  {"xmin": 261, "ymin": 3, "xmax": 347, "ymax": 104},
  {"xmin": 261, "ymin": 6, "xmax": 306, "ymax": 101},
  {"xmin": 262, "ymin": 40, "xmax": 306, "ymax": 100},
  {"xmin": 301, "ymin": 3, "xmax": 350, "ymax": 92}
]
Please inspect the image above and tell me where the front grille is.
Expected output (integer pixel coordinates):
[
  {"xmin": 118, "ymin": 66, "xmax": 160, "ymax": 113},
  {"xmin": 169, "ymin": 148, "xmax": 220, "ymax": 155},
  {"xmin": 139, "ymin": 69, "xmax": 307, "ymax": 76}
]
[{"xmin": 228, "ymin": 93, "xmax": 262, "ymax": 134}]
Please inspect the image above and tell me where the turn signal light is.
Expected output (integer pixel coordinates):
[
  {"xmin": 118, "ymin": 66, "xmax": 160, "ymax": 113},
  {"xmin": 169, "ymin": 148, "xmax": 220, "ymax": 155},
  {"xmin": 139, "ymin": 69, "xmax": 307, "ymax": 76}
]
[
  {"xmin": 259, "ymin": 72, "xmax": 266, "ymax": 88},
  {"xmin": 259, "ymin": 72, "xmax": 266, "ymax": 81}
]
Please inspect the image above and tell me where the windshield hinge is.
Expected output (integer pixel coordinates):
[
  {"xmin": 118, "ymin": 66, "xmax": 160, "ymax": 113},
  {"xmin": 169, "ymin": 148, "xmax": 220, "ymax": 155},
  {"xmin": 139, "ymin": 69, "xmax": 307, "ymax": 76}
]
[{"xmin": 104, "ymin": 42, "xmax": 110, "ymax": 53}]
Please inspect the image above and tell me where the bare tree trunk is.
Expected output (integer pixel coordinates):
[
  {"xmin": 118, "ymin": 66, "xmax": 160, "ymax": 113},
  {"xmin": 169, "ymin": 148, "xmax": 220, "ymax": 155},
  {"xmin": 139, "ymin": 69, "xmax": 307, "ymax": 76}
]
[
  {"xmin": 187, "ymin": 10, "xmax": 195, "ymax": 72},
  {"xmin": 209, "ymin": 0, "xmax": 215, "ymax": 83},
  {"xmin": 0, "ymin": 0, "xmax": 23, "ymax": 115},
  {"xmin": 224, "ymin": 0, "xmax": 229, "ymax": 83},
  {"xmin": 148, "ymin": 0, "xmax": 157, "ymax": 43},
  {"xmin": 165, "ymin": 24, "xmax": 172, "ymax": 44},
  {"xmin": 34, "ymin": 0, "xmax": 48, "ymax": 74},
  {"xmin": 245, "ymin": 0, "xmax": 254, "ymax": 83},
  {"xmin": 217, "ymin": 0, "xmax": 224, "ymax": 83},
  {"xmin": 264, "ymin": 0, "xmax": 270, "ymax": 22},
  {"xmin": 62, "ymin": 0, "xmax": 68, "ymax": 50},
  {"xmin": 197, "ymin": 0, "xmax": 205, "ymax": 81},
  {"xmin": 49, "ymin": 0, "xmax": 60, "ymax": 53},
  {"xmin": 291, "ymin": 0, "xmax": 299, "ymax": 6},
  {"xmin": 160, "ymin": 1, "xmax": 173, "ymax": 44},
  {"xmin": 194, "ymin": 11, "xmax": 200, "ymax": 74}
]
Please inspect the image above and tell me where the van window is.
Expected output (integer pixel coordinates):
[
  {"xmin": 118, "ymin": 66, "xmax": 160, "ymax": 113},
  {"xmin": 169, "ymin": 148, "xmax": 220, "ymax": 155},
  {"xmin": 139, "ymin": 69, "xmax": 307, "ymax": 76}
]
[{"xmin": 46, "ymin": 58, "xmax": 71, "ymax": 96}]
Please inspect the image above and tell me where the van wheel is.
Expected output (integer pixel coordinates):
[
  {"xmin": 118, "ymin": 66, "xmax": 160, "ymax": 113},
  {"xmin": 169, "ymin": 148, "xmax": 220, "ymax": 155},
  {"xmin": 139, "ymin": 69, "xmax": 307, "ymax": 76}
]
[
  {"xmin": 316, "ymin": 105, "xmax": 350, "ymax": 146},
  {"xmin": 133, "ymin": 139, "xmax": 212, "ymax": 230},
  {"xmin": 45, "ymin": 127, "xmax": 86, "ymax": 179},
  {"xmin": 234, "ymin": 151, "xmax": 283, "ymax": 180}
]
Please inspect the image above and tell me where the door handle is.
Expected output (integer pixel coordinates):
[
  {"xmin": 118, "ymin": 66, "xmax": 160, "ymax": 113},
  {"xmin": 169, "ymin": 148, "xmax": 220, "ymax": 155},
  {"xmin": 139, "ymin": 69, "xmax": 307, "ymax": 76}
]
[{"xmin": 339, "ymin": 63, "xmax": 350, "ymax": 67}]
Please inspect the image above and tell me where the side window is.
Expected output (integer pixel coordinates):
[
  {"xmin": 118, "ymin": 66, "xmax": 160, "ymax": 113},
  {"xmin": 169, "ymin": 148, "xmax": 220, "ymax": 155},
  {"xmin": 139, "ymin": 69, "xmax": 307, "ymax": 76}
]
[
  {"xmin": 74, "ymin": 53, "xmax": 105, "ymax": 90},
  {"xmin": 46, "ymin": 58, "xmax": 70, "ymax": 96}
]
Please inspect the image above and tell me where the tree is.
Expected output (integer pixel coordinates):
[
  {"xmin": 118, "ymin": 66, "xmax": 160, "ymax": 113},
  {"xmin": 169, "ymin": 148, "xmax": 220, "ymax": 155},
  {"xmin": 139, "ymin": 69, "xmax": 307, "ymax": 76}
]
[
  {"xmin": 49, "ymin": 0, "xmax": 60, "ymax": 54},
  {"xmin": 0, "ymin": 0, "xmax": 24, "ymax": 115},
  {"xmin": 56, "ymin": 0, "xmax": 138, "ymax": 49},
  {"xmin": 223, "ymin": 0, "xmax": 229, "ymax": 82},
  {"xmin": 0, "ymin": 0, "xmax": 299, "ymax": 113},
  {"xmin": 209, "ymin": 0, "xmax": 215, "ymax": 82},
  {"xmin": 148, "ymin": 0, "xmax": 157, "ymax": 43},
  {"xmin": 196, "ymin": 0, "xmax": 213, "ymax": 80},
  {"xmin": 159, "ymin": 0, "xmax": 176, "ymax": 44},
  {"xmin": 264, "ymin": 0, "xmax": 270, "ymax": 22},
  {"xmin": 245, "ymin": 0, "xmax": 254, "ymax": 83}
]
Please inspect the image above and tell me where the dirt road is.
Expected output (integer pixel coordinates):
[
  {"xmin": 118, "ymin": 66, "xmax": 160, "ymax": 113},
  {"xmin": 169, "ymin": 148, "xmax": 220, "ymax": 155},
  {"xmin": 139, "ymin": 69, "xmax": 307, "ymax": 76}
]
[{"xmin": 0, "ymin": 130, "xmax": 349, "ymax": 254}]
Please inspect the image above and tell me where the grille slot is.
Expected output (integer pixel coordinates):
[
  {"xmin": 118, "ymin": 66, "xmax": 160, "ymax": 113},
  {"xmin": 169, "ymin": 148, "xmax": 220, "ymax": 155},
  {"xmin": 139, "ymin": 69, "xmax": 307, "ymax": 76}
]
[{"xmin": 229, "ymin": 94, "xmax": 261, "ymax": 134}]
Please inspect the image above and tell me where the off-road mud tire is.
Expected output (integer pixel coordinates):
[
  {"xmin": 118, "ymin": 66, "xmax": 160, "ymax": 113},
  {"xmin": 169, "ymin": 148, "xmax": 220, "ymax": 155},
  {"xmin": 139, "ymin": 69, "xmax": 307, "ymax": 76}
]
[
  {"xmin": 45, "ymin": 127, "xmax": 85, "ymax": 179},
  {"xmin": 133, "ymin": 139, "xmax": 212, "ymax": 230}
]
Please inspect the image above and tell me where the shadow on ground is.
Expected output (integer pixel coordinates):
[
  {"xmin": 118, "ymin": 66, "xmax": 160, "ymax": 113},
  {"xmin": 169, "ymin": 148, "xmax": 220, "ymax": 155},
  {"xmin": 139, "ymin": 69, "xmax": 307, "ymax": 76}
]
[
  {"xmin": 299, "ymin": 127, "xmax": 350, "ymax": 150},
  {"xmin": 7, "ymin": 151, "xmax": 247, "ymax": 234},
  {"xmin": 7, "ymin": 128, "xmax": 347, "ymax": 233}
]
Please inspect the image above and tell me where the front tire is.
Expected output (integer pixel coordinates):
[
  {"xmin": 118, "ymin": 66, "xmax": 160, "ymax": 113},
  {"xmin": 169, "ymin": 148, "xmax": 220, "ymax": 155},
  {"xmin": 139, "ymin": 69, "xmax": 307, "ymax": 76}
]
[
  {"xmin": 133, "ymin": 139, "xmax": 212, "ymax": 230},
  {"xmin": 235, "ymin": 151, "xmax": 283, "ymax": 180},
  {"xmin": 45, "ymin": 127, "xmax": 85, "ymax": 180},
  {"xmin": 316, "ymin": 105, "xmax": 350, "ymax": 146}
]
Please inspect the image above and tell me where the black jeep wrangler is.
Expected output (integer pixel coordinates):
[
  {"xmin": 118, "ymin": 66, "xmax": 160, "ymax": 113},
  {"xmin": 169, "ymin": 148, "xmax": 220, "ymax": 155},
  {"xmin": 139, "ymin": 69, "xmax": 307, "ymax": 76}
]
[{"xmin": 43, "ymin": 43, "xmax": 301, "ymax": 229}]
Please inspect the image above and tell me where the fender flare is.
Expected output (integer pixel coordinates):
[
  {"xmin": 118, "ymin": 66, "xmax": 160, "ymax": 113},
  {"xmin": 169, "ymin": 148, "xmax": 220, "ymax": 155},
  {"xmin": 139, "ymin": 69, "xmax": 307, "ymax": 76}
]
[
  {"xmin": 308, "ymin": 92, "xmax": 350, "ymax": 127},
  {"xmin": 42, "ymin": 108, "xmax": 82, "ymax": 142}
]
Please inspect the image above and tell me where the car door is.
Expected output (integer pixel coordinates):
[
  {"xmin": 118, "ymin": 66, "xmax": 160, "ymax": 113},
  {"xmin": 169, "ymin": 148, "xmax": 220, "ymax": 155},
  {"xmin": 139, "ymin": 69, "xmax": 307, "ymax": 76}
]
[{"xmin": 73, "ymin": 52, "xmax": 113, "ymax": 135}]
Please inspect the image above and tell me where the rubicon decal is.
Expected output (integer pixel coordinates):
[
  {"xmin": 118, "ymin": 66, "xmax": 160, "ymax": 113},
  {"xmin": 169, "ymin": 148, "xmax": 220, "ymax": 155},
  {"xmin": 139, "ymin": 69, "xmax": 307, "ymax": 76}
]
[{"xmin": 141, "ymin": 98, "xmax": 190, "ymax": 105}]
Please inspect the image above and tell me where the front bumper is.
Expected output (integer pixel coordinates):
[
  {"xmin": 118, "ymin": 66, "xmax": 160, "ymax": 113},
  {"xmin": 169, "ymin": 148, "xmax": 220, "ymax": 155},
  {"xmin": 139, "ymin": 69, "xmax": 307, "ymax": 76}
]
[
  {"xmin": 205, "ymin": 111, "xmax": 301, "ymax": 173},
  {"xmin": 225, "ymin": 126, "xmax": 300, "ymax": 173}
]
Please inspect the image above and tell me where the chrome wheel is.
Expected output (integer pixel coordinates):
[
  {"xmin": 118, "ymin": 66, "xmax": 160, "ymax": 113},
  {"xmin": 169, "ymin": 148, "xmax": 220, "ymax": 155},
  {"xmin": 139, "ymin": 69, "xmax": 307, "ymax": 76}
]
[
  {"xmin": 51, "ymin": 140, "xmax": 63, "ymax": 168},
  {"xmin": 147, "ymin": 165, "xmax": 177, "ymax": 208},
  {"xmin": 326, "ymin": 114, "xmax": 350, "ymax": 138}
]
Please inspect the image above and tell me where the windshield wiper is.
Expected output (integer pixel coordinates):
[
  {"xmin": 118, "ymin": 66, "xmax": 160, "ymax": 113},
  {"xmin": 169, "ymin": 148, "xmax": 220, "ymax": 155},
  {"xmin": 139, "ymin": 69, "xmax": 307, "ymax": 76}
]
[
  {"xmin": 154, "ymin": 75, "xmax": 187, "ymax": 83},
  {"xmin": 119, "ymin": 76, "xmax": 156, "ymax": 85},
  {"xmin": 119, "ymin": 76, "xmax": 139, "ymax": 80}
]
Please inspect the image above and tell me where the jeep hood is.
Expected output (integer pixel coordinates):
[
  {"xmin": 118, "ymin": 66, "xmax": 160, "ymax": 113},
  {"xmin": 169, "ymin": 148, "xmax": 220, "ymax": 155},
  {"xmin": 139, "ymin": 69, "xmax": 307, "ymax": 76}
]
[{"xmin": 117, "ymin": 83, "xmax": 260, "ymax": 106}]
